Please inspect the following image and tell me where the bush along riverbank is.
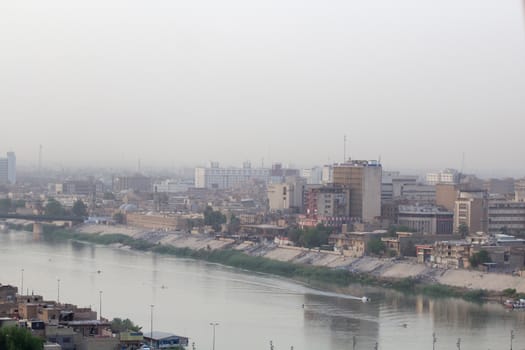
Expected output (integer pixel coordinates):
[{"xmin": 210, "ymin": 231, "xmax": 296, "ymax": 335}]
[{"xmin": 41, "ymin": 228, "xmax": 490, "ymax": 303}]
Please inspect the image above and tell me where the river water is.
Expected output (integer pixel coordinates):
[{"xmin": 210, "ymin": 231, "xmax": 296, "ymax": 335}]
[{"xmin": 0, "ymin": 231, "xmax": 524, "ymax": 350}]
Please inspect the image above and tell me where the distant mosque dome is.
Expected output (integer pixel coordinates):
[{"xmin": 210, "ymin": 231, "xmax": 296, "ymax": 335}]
[{"xmin": 119, "ymin": 204, "xmax": 138, "ymax": 212}]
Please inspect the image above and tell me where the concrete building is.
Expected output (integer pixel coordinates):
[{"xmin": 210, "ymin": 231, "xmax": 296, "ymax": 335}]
[
  {"xmin": 112, "ymin": 175, "xmax": 151, "ymax": 192},
  {"xmin": 397, "ymin": 205, "xmax": 453, "ymax": 234},
  {"xmin": 454, "ymin": 190, "xmax": 489, "ymax": 234},
  {"xmin": 194, "ymin": 162, "xmax": 269, "ymax": 189},
  {"xmin": 432, "ymin": 240, "xmax": 472, "ymax": 269},
  {"xmin": 332, "ymin": 160, "xmax": 382, "ymax": 223},
  {"xmin": 488, "ymin": 199, "xmax": 525, "ymax": 235},
  {"xmin": 303, "ymin": 184, "xmax": 351, "ymax": 227},
  {"xmin": 321, "ymin": 165, "xmax": 333, "ymax": 184},
  {"xmin": 515, "ymin": 178, "xmax": 525, "ymax": 201},
  {"xmin": 329, "ymin": 229, "xmax": 388, "ymax": 257},
  {"xmin": 267, "ymin": 177, "xmax": 306, "ymax": 212},
  {"xmin": 6, "ymin": 152, "xmax": 15, "ymax": 184},
  {"xmin": 399, "ymin": 183, "xmax": 436, "ymax": 203},
  {"xmin": 0, "ymin": 158, "xmax": 7, "ymax": 184},
  {"xmin": 484, "ymin": 178, "xmax": 515, "ymax": 195},
  {"xmin": 301, "ymin": 167, "xmax": 323, "ymax": 184},
  {"xmin": 426, "ymin": 168, "xmax": 459, "ymax": 185},
  {"xmin": 381, "ymin": 171, "xmax": 418, "ymax": 201},
  {"xmin": 436, "ymin": 183, "xmax": 459, "ymax": 212},
  {"xmin": 153, "ymin": 179, "xmax": 193, "ymax": 193}
]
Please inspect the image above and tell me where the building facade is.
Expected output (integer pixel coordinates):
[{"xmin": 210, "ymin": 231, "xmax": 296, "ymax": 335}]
[
  {"xmin": 397, "ymin": 205, "xmax": 453, "ymax": 235},
  {"xmin": 332, "ymin": 160, "xmax": 381, "ymax": 223},
  {"xmin": 194, "ymin": 163, "xmax": 270, "ymax": 189},
  {"xmin": 488, "ymin": 199, "xmax": 525, "ymax": 235},
  {"xmin": 454, "ymin": 190, "xmax": 489, "ymax": 234}
]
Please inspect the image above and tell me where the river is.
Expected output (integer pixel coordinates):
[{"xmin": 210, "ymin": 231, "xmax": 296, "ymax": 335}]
[{"xmin": 0, "ymin": 231, "xmax": 524, "ymax": 350}]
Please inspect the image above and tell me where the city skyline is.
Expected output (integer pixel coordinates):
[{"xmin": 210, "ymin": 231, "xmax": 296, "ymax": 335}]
[{"xmin": 1, "ymin": 0, "xmax": 524, "ymax": 175}]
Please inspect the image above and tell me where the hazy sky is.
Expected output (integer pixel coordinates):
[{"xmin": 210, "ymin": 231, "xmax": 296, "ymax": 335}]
[{"xmin": 1, "ymin": 0, "xmax": 524, "ymax": 175}]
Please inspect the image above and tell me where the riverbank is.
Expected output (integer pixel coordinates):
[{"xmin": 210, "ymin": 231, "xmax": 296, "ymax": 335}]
[{"xmin": 26, "ymin": 224, "xmax": 512, "ymax": 303}]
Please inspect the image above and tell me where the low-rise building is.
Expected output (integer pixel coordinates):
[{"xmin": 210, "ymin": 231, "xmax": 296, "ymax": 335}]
[
  {"xmin": 143, "ymin": 331, "xmax": 189, "ymax": 349},
  {"xmin": 432, "ymin": 240, "xmax": 472, "ymax": 269},
  {"xmin": 329, "ymin": 230, "xmax": 387, "ymax": 257},
  {"xmin": 397, "ymin": 205, "xmax": 453, "ymax": 235}
]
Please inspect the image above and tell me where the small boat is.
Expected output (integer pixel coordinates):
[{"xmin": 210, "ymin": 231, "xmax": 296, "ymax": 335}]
[
  {"xmin": 361, "ymin": 296, "xmax": 371, "ymax": 303},
  {"xmin": 504, "ymin": 299, "xmax": 525, "ymax": 309}
]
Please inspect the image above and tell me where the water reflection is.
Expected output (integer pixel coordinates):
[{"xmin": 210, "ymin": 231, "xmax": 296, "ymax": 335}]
[{"xmin": 3, "ymin": 231, "xmax": 525, "ymax": 350}]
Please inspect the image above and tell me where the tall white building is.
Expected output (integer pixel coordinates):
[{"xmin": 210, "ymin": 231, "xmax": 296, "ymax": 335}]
[
  {"xmin": 194, "ymin": 162, "xmax": 270, "ymax": 189},
  {"xmin": 6, "ymin": 152, "xmax": 15, "ymax": 184},
  {"xmin": 426, "ymin": 169, "xmax": 459, "ymax": 185}
]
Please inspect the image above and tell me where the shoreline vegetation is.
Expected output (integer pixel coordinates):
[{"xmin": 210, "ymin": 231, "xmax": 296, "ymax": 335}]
[{"xmin": 36, "ymin": 227, "xmax": 496, "ymax": 304}]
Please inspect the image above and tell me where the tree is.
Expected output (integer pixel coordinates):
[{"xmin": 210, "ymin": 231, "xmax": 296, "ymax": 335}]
[
  {"xmin": 203, "ymin": 206, "xmax": 226, "ymax": 232},
  {"xmin": 110, "ymin": 317, "xmax": 142, "ymax": 333},
  {"xmin": 113, "ymin": 212, "xmax": 125, "ymax": 224},
  {"xmin": 44, "ymin": 198, "xmax": 65, "ymax": 216},
  {"xmin": 469, "ymin": 249, "xmax": 492, "ymax": 268},
  {"xmin": 0, "ymin": 326, "xmax": 44, "ymax": 350},
  {"xmin": 0, "ymin": 198, "xmax": 11, "ymax": 214},
  {"xmin": 286, "ymin": 224, "xmax": 332, "ymax": 248},
  {"xmin": 367, "ymin": 238, "xmax": 385, "ymax": 256},
  {"xmin": 458, "ymin": 223, "xmax": 469, "ymax": 238},
  {"xmin": 228, "ymin": 214, "xmax": 241, "ymax": 233},
  {"xmin": 72, "ymin": 199, "xmax": 88, "ymax": 217}
]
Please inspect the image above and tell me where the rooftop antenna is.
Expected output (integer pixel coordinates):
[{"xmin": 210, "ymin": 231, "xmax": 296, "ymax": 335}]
[{"xmin": 138, "ymin": 158, "xmax": 141, "ymax": 173}]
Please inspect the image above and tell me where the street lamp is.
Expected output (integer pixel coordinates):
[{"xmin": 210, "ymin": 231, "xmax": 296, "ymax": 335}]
[
  {"xmin": 432, "ymin": 332, "xmax": 437, "ymax": 350},
  {"xmin": 150, "ymin": 305, "xmax": 154, "ymax": 348},
  {"xmin": 99, "ymin": 291, "xmax": 103, "ymax": 321},
  {"xmin": 510, "ymin": 329, "xmax": 515, "ymax": 350},
  {"xmin": 57, "ymin": 278, "xmax": 60, "ymax": 304},
  {"xmin": 209, "ymin": 322, "xmax": 219, "ymax": 350}
]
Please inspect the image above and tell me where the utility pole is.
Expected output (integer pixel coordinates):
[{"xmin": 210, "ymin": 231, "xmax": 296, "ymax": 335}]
[
  {"xmin": 57, "ymin": 278, "xmax": 60, "ymax": 304},
  {"xmin": 21, "ymin": 269, "xmax": 24, "ymax": 296},
  {"xmin": 352, "ymin": 336, "xmax": 356, "ymax": 350},
  {"xmin": 99, "ymin": 291, "xmax": 103, "ymax": 321},
  {"xmin": 150, "ymin": 305, "xmax": 154, "ymax": 348},
  {"xmin": 456, "ymin": 338, "xmax": 461, "ymax": 350},
  {"xmin": 432, "ymin": 332, "xmax": 437, "ymax": 350},
  {"xmin": 210, "ymin": 322, "xmax": 219, "ymax": 350},
  {"xmin": 510, "ymin": 329, "xmax": 515, "ymax": 350}
]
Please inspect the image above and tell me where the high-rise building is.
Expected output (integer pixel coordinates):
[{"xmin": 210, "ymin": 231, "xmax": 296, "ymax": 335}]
[
  {"xmin": 332, "ymin": 160, "xmax": 382, "ymax": 223},
  {"xmin": 453, "ymin": 190, "xmax": 489, "ymax": 234},
  {"xmin": 194, "ymin": 162, "xmax": 270, "ymax": 189},
  {"xmin": 0, "ymin": 158, "xmax": 7, "ymax": 184},
  {"xmin": 6, "ymin": 152, "xmax": 16, "ymax": 185}
]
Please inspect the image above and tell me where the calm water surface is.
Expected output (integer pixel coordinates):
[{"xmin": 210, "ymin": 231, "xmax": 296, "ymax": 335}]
[{"xmin": 1, "ymin": 231, "xmax": 524, "ymax": 350}]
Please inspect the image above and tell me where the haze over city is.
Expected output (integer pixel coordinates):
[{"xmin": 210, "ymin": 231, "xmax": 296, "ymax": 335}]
[{"xmin": 1, "ymin": 0, "xmax": 524, "ymax": 176}]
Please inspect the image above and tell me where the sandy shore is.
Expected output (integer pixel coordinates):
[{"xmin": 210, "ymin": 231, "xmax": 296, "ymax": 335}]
[{"xmin": 77, "ymin": 224, "xmax": 525, "ymax": 293}]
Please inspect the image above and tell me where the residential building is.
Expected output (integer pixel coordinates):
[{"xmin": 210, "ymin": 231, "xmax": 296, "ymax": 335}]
[
  {"xmin": 153, "ymin": 179, "xmax": 193, "ymax": 193},
  {"xmin": 397, "ymin": 205, "xmax": 453, "ymax": 235},
  {"xmin": 194, "ymin": 162, "xmax": 269, "ymax": 189},
  {"xmin": 399, "ymin": 183, "xmax": 436, "ymax": 203},
  {"xmin": 454, "ymin": 190, "xmax": 489, "ymax": 234},
  {"xmin": 267, "ymin": 177, "xmax": 306, "ymax": 212},
  {"xmin": 301, "ymin": 167, "xmax": 323, "ymax": 184},
  {"xmin": 303, "ymin": 184, "xmax": 351, "ymax": 227},
  {"xmin": 432, "ymin": 240, "xmax": 472, "ymax": 269},
  {"xmin": 332, "ymin": 159, "xmax": 382, "ymax": 223},
  {"xmin": 329, "ymin": 230, "xmax": 388, "ymax": 257}
]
